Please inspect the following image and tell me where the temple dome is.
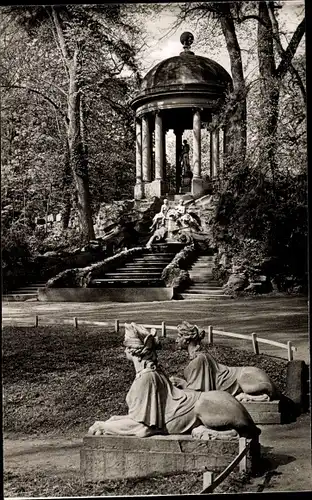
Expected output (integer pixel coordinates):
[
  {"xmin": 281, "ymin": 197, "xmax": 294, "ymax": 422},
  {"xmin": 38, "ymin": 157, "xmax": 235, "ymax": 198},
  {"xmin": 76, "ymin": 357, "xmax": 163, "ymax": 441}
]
[
  {"xmin": 140, "ymin": 53, "xmax": 232, "ymax": 95},
  {"xmin": 131, "ymin": 33, "xmax": 232, "ymax": 118}
]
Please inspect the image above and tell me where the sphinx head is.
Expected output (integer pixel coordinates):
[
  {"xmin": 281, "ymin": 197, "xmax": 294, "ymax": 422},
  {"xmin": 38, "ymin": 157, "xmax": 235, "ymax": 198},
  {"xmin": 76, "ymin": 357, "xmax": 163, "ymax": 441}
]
[
  {"xmin": 176, "ymin": 321, "xmax": 206, "ymax": 350},
  {"xmin": 124, "ymin": 323, "xmax": 161, "ymax": 365}
]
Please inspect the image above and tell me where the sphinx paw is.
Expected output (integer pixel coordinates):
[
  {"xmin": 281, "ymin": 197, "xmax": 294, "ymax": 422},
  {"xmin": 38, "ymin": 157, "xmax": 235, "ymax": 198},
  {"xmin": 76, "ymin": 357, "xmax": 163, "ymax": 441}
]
[
  {"xmin": 236, "ymin": 392, "xmax": 270, "ymax": 402},
  {"xmin": 192, "ymin": 425, "xmax": 238, "ymax": 441},
  {"xmin": 88, "ymin": 421, "xmax": 107, "ymax": 436}
]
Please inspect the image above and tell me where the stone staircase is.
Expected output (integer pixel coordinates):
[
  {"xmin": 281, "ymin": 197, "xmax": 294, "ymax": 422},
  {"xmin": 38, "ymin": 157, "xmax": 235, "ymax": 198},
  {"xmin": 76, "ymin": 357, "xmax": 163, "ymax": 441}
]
[
  {"xmin": 90, "ymin": 244, "xmax": 182, "ymax": 288},
  {"xmin": 180, "ymin": 254, "xmax": 230, "ymax": 300},
  {"xmin": 3, "ymin": 282, "xmax": 46, "ymax": 302}
]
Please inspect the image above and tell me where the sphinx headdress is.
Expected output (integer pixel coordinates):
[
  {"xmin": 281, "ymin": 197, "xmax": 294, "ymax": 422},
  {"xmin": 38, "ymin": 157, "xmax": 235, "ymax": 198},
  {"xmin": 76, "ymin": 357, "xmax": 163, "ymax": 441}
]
[
  {"xmin": 124, "ymin": 322, "xmax": 160, "ymax": 350},
  {"xmin": 176, "ymin": 321, "xmax": 205, "ymax": 341}
]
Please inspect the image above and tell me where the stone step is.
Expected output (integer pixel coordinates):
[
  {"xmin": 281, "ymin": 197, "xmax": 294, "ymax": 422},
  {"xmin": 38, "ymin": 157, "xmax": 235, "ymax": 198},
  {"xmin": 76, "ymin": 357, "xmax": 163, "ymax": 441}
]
[
  {"xmin": 91, "ymin": 279, "xmax": 164, "ymax": 287},
  {"xmin": 189, "ymin": 282, "xmax": 220, "ymax": 286},
  {"xmin": 191, "ymin": 266, "xmax": 214, "ymax": 269},
  {"xmin": 142, "ymin": 252, "xmax": 175, "ymax": 256},
  {"xmin": 119, "ymin": 267, "xmax": 165, "ymax": 272},
  {"xmin": 190, "ymin": 280, "xmax": 215, "ymax": 284},
  {"xmin": 136, "ymin": 260, "xmax": 171, "ymax": 264},
  {"xmin": 190, "ymin": 268, "xmax": 214, "ymax": 272},
  {"xmin": 186, "ymin": 289, "xmax": 225, "ymax": 294},
  {"xmin": 135, "ymin": 256, "xmax": 173, "ymax": 259},
  {"xmin": 195, "ymin": 257, "xmax": 214, "ymax": 261},
  {"xmin": 190, "ymin": 271, "xmax": 213, "ymax": 279},
  {"xmin": 189, "ymin": 278, "xmax": 217, "ymax": 282},
  {"xmin": 139, "ymin": 256, "xmax": 174, "ymax": 259},
  {"xmin": 191, "ymin": 264, "xmax": 214, "ymax": 269},
  {"xmin": 191, "ymin": 264, "xmax": 214, "ymax": 268},
  {"xmin": 187, "ymin": 289, "xmax": 224, "ymax": 294},
  {"xmin": 124, "ymin": 262, "xmax": 166, "ymax": 266},
  {"xmin": 187, "ymin": 283, "xmax": 223, "ymax": 293},
  {"xmin": 105, "ymin": 273, "xmax": 162, "ymax": 278},
  {"xmin": 180, "ymin": 293, "xmax": 230, "ymax": 300}
]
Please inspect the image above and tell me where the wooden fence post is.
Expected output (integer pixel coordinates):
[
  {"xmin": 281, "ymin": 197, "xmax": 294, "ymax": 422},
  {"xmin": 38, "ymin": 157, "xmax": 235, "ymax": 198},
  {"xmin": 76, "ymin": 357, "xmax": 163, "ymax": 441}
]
[
  {"xmin": 208, "ymin": 325, "xmax": 213, "ymax": 345},
  {"xmin": 239, "ymin": 438, "xmax": 247, "ymax": 473},
  {"xmin": 161, "ymin": 321, "xmax": 166, "ymax": 337},
  {"xmin": 287, "ymin": 341, "xmax": 293, "ymax": 361},
  {"xmin": 203, "ymin": 471, "xmax": 214, "ymax": 491},
  {"xmin": 35, "ymin": 315, "xmax": 39, "ymax": 327},
  {"xmin": 73, "ymin": 317, "xmax": 78, "ymax": 328},
  {"xmin": 115, "ymin": 319, "xmax": 120, "ymax": 333},
  {"xmin": 251, "ymin": 333, "xmax": 259, "ymax": 355}
]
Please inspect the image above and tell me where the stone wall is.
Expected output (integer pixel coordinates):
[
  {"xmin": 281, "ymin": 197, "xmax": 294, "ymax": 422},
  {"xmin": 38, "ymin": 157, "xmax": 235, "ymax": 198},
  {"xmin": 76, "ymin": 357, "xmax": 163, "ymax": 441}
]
[{"xmin": 161, "ymin": 244, "xmax": 197, "ymax": 289}]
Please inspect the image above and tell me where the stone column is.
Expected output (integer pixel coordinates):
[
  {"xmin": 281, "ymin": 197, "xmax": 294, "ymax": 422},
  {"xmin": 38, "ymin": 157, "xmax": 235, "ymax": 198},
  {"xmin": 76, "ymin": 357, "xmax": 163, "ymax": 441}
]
[
  {"xmin": 210, "ymin": 129, "xmax": 220, "ymax": 178},
  {"xmin": 223, "ymin": 124, "xmax": 230, "ymax": 155},
  {"xmin": 155, "ymin": 112, "xmax": 164, "ymax": 180},
  {"xmin": 134, "ymin": 118, "xmax": 143, "ymax": 199},
  {"xmin": 191, "ymin": 109, "xmax": 204, "ymax": 196},
  {"xmin": 193, "ymin": 109, "xmax": 201, "ymax": 178},
  {"xmin": 142, "ymin": 115, "xmax": 151, "ymax": 183},
  {"xmin": 162, "ymin": 129, "xmax": 166, "ymax": 182},
  {"xmin": 174, "ymin": 128, "xmax": 183, "ymax": 194},
  {"xmin": 219, "ymin": 128, "xmax": 224, "ymax": 172}
]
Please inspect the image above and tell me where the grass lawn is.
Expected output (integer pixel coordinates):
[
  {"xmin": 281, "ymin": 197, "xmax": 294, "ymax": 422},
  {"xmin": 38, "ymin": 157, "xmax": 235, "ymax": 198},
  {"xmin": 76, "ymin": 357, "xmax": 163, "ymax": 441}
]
[
  {"xmin": 3, "ymin": 325, "xmax": 288, "ymax": 496},
  {"xmin": 3, "ymin": 468, "xmax": 253, "ymax": 497}
]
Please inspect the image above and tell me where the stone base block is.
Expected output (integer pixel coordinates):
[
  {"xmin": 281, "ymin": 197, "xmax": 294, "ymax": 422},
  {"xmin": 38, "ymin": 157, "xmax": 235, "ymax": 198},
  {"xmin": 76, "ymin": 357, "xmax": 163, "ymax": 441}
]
[
  {"xmin": 80, "ymin": 434, "xmax": 258, "ymax": 482},
  {"xmin": 144, "ymin": 180, "xmax": 167, "ymax": 198},
  {"xmin": 191, "ymin": 177, "xmax": 205, "ymax": 196},
  {"xmin": 134, "ymin": 183, "xmax": 144, "ymax": 200},
  {"xmin": 38, "ymin": 287, "xmax": 174, "ymax": 302},
  {"xmin": 241, "ymin": 400, "xmax": 281, "ymax": 424}
]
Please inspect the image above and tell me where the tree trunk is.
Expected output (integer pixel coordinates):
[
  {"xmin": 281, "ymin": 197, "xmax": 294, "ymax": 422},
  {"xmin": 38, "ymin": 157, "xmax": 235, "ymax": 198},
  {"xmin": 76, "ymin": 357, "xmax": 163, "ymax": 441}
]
[
  {"xmin": 67, "ymin": 50, "xmax": 95, "ymax": 242},
  {"xmin": 61, "ymin": 138, "xmax": 72, "ymax": 230},
  {"xmin": 257, "ymin": 1, "xmax": 279, "ymax": 184},
  {"xmin": 52, "ymin": 7, "xmax": 94, "ymax": 243},
  {"xmin": 220, "ymin": 12, "xmax": 247, "ymax": 164}
]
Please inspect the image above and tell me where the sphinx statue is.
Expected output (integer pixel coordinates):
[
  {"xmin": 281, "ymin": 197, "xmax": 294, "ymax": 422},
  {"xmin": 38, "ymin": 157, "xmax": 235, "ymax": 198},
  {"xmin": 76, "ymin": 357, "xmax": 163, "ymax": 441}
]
[
  {"xmin": 88, "ymin": 323, "xmax": 260, "ymax": 440},
  {"xmin": 172, "ymin": 321, "xmax": 278, "ymax": 402}
]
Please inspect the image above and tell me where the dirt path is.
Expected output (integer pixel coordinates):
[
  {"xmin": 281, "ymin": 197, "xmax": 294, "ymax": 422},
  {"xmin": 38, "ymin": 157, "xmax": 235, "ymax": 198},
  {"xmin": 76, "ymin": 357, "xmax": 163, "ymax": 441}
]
[
  {"xmin": 251, "ymin": 414, "xmax": 312, "ymax": 492},
  {"xmin": 4, "ymin": 437, "xmax": 81, "ymax": 475},
  {"xmin": 2, "ymin": 296, "xmax": 309, "ymax": 362},
  {"xmin": 4, "ymin": 414, "xmax": 311, "ymax": 493}
]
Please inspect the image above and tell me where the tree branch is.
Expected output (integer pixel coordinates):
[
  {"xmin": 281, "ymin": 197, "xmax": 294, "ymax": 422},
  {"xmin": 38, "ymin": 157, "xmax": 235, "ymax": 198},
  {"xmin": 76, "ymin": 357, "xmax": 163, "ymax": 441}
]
[
  {"xmin": 236, "ymin": 14, "xmax": 268, "ymax": 27},
  {"xmin": 276, "ymin": 16, "xmax": 305, "ymax": 78},
  {"xmin": 1, "ymin": 83, "xmax": 68, "ymax": 120},
  {"xmin": 50, "ymin": 7, "xmax": 71, "ymax": 67},
  {"xmin": 266, "ymin": 1, "xmax": 306, "ymax": 103}
]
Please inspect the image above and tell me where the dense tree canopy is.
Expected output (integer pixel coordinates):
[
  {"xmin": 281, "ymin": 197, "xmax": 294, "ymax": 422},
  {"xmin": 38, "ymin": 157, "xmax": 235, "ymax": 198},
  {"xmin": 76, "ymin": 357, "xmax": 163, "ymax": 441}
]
[{"xmin": 1, "ymin": 2, "xmax": 307, "ymax": 293}]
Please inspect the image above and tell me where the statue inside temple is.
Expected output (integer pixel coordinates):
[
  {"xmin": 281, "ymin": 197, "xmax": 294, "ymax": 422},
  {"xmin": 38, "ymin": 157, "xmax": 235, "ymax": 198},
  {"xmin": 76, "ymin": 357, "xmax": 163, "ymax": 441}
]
[
  {"xmin": 172, "ymin": 321, "xmax": 278, "ymax": 402},
  {"xmin": 88, "ymin": 323, "xmax": 261, "ymax": 440},
  {"xmin": 180, "ymin": 139, "xmax": 190, "ymax": 176}
]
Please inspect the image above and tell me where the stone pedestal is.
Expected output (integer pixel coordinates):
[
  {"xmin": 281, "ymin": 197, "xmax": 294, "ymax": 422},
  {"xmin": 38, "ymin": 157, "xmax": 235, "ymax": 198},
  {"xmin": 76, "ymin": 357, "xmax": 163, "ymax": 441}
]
[
  {"xmin": 191, "ymin": 177, "xmax": 205, "ymax": 196},
  {"xmin": 144, "ymin": 180, "xmax": 166, "ymax": 198},
  {"xmin": 241, "ymin": 400, "xmax": 281, "ymax": 424},
  {"xmin": 81, "ymin": 434, "xmax": 258, "ymax": 482},
  {"xmin": 134, "ymin": 183, "xmax": 144, "ymax": 200}
]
